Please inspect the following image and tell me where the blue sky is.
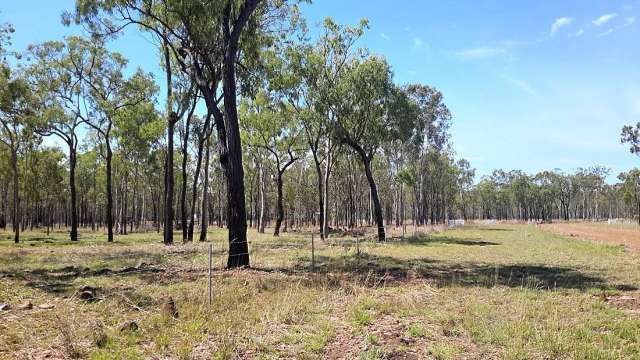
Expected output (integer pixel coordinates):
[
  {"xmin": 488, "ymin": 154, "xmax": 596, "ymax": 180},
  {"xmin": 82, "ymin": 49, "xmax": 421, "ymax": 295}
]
[{"xmin": 2, "ymin": 1, "xmax": 640, "ymax": 181}]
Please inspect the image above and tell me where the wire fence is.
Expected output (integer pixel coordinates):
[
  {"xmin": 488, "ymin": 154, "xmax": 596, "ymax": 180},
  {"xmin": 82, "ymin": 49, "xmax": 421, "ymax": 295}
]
[{"xmin": 201, "ymin": 226, "xmax": 414, "ymax": 305}]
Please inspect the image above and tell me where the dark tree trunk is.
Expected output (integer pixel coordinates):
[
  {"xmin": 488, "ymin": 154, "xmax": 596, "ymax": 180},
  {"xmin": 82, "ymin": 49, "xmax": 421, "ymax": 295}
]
[
  {"xmin": 180, "ymin": 108, "xmax": 193, "ymax": 242},
  {"xmin": 69, "ymin": 146, "xmax": 78, "ymax": 241},
  {"xmin": 199, "ymin": 138, "xmax": 211, "ymax": 241},
  {"xmin": 273, "ymin": 155, "xmax": 297, "ymax": 236},
  {"xmin": 361, "ymin": 154, "xmax": 385, "ymax": 241},
  {"xmin": 121, "ymin": 172, "xmax": 128, "ymax": 235},
  {"xmin": 1, "ymin": 179, "xmax": 7, "ymax": 230},
  {"xmin": 257, "ymin": 157, "xmax": 265, "ymax": 233},
  {"xmin": 274, "ymin": 173, "xmax": 284, "ymax": 236},
  {"xmin": 180, "ymin": 141, "xmax": 189, "ymax": 241},
  {"xmin": 91, "ymin": 169, "xmax": 97, "ymax": 232},
  {"xmin": 164, "ymin": 115, "xmax": 176, "ymax": 245},
  {"xmin": 222, "ymin": 43, "xmax": 249, "ymax": 269},
  {"xmin": 11, "ymin": 150, "xmax": 19, "ymax": 244},
  {"xmin": 106, "ymin": 143, "xmax": 114, "ymax": 242},
  {"xmin": 312, "ymin": 153, "xmax": 324, "ymax": 240},
  {"xmin": 187, "ymin": 132, "xmax": 206, "ymax": 241}
]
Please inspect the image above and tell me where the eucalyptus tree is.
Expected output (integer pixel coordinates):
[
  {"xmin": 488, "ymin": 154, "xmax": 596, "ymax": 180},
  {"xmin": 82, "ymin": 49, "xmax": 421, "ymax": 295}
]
[
  {"xmin": 241, "ymin": 92, "xmax": 301, "ymax": 236},
  {"xmin": 618, "ymin": 169, "xmax": 640, "ymax": 224},
  {"xmin": 199, "ymin": 136, "xmax": 213, "ymax": 241},
  {"xmin": 113, "ymin": 101, "xmax": 163, "ymax": 234},
  {"xmin": 76, "ymin": 149, "xmax": 103, "ymax": 230},
  {"xmin": 30, "ymin": 147, "xmax": 66, "ymax": 234},
  {"xmin": 28, "ymin": 36, "xmax": 98, "ymax": 241},
  {"xmin": 186, "ymin": 112, "xmax": 214, "ymax": 242},
  {"xmin": 549, "ymin": 171, "xmax": 574, "ymax": 221},
  {"xmin": 282, "ymin": 18, "xmax": 367, "ymax": 240},
  {"xmin": 0, "ymin": 149, "xmax": 11, "ymax": 229},
  {"xmin": 72, "ymin": 0, "xmax": 301, "ymax": 266},
  {"xmin": 401, "ymin": 84, "xmax": 452, "ymax": 225},
  {"xmin": 178, "ymin": 86, "xmax": 198, "ymax": 242},
  {"xmin": 69, "ymin": 38, "xmax": 156, "ymax": 242},
  {"xmin": 0, "ymin": 55, "xmax": 34, "ymax": 243},
  {"xmin": 573, "ymin": 167, "xmax": 609, "ymax": 220},
  {"xmin": 622, "ymin": 122, "xmax": 640, "ymax": 154},
  {"xmin": 161, "ymin": 55, "xmax": 196, "ymax": 245},
  {"xmin": 330, "ymin": 56, "xmax": 404, "ymax": 241},
  {"xmin": 455, "ymin": 159, "xmax": 475, "ymax": 220}
]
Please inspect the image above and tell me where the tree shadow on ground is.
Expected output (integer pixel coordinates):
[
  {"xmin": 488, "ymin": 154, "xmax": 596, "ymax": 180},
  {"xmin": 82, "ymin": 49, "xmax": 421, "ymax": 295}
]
[
  {"xmin": 0, "ymin": 264, "xmax": 167, "ymax": 295},
  {"xmin": 0, "ymin": 247, "xmax": 183, "ymax": 295},
  {"xmin": 322, "ymin": 236, "xmax": 499, "ymax": 248},
  {"xmin": 293, "ymin": 253, "xmax": 636, "ymax": 291},
  {"xmin": 480, "ymin": 228, "xmax": 515, "ymax": 232},
  {"xmin": 401, "ymin": 236, "xmax": 499, "ymax": 247}
]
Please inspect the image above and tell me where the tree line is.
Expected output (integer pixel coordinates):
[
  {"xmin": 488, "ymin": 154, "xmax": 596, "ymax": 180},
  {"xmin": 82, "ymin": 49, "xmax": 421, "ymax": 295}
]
[{"xmin": 462, "ymin": 167, "xmax": 640, "ymax": 223}]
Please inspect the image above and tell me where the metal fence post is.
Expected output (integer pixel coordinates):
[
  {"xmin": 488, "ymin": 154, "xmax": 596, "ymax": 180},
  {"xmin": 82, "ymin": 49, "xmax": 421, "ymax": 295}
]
[
  {"xmin": 311, "ymin": 233, "xmax": 315, "ymax": 272},
  {"xmin": 208, "ymin": 243, "xmax": 212, "ymax": 306}
]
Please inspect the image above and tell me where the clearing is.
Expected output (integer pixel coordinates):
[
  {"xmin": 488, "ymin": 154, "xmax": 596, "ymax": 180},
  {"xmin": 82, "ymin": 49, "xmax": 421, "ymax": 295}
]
[
  {"xmin": 542, "ymin": 222, "xmax": 640, "ymax": 251},
  {"xmin": 1, "ymin": 224, "xmax": 639, "ymax": 359}
]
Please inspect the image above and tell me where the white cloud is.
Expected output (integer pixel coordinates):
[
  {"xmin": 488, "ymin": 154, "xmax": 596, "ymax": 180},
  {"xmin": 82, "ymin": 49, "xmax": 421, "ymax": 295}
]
[
  {"xmin": 550, "ymin": 17, "xmax": 574, "ymax": 36},
  {"xmin": 593, "ymin": 13, "xmax": 618, "ymax": 26},
  {"xmin": 457, "ymin": 46, "xmax": 506, "ymax": 60},
  {"xmin": 413, "ymin": 37, "xmax": 424, "ymax": 48},
  {"xmin": 380, "ymin": 33, "xmax": 391, "ymax": 41},
  {"xmin": 596, "ymin": 16, "xmax": 636, "ymax": 37}
]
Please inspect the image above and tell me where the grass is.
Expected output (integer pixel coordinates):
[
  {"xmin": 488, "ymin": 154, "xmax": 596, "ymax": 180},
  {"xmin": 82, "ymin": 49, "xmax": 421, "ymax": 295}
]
[{"xmin": 0, "ymin": 223, "xmax": 639, "ymax": 359}]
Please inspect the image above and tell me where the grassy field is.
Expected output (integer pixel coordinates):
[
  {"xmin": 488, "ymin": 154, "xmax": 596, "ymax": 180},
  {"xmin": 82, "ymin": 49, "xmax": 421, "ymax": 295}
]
[{"xmin": 1, "ymin": 224, "xmax": 639, "ymax": 359}]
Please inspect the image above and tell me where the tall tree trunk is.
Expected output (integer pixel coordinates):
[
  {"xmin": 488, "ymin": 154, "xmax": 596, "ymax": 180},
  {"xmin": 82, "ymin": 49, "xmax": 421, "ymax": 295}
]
[
  {"xmin": 106, "ymin": 142, "xmax": 114, "ymax": 242},
  {"xmin": 222, "ymin": 42, "xmax": 249, "ymax": 268},
  {"xmin": 187, "ymin": 132, "xmax": 207, "ymax": 241},
  {"xmin": 258, "ymin": 156, "xmax": 265, "ymax": 234},
  {"xmin": 180, "ymin": 121, "xmax": 190, "ymax": 242},
  {"xmin": 199, "ymin": 138, "xmax": 211, "ymax": 241},
  {"xmin": 69, "ymin": 146, "xmax": 78, "ymax": 241},
  {"xmin": 274, "ymin": 172, "xmax": 284, "ymax": 236},
  {"xmin": 361, "ymin": 154, "xmax": 385, "ymax": 241},
  {"xmin": 323, "ymin": 145, "xmax": 332, "ymax": 239},
  {"xmin": 312, "ymin": 152, "xmax": 324, "ymax": 240},
  {"xmin": 164, "ymin": 115, "xmax": 176, "ymax": 245},
  {"xmin": 11, "ymin": 150, "xmax": 19, "ymax": 244},
  {"xmin": 91, "ymin": 169, "xmax": 97, "ymax": 232},
  {"xmin": 121, "ymin": 172, "xmax": 128, "ymax": 235},
  {"xmin": 1, "ymin": 179, "xmax": 7, "ymax": 230},
  {"xmin": 206, "ymin": 1, "xmax": 259, "ymax": 268}
]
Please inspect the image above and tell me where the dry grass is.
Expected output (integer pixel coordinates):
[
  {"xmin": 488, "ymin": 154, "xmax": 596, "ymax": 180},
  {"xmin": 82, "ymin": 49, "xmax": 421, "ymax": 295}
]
[
  {"xmin": 0, "ymin": 224, "xmax": 639, "ymax": 359},
  {"xmin": 542, "ymin": 221, "xmax": 640, "ymax": 251}
]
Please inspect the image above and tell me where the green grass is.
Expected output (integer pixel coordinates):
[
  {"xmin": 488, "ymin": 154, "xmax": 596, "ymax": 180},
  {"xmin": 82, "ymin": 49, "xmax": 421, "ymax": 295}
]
[{"xmin": 0, "ymin": 224, "xmax": 639, "ymax": 359}]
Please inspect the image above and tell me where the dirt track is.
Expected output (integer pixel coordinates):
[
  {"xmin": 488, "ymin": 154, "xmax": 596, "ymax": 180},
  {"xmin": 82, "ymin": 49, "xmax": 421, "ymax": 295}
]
[{"xmin": 542, "ymin": 222, "xmax": 640, "ymax": 251}]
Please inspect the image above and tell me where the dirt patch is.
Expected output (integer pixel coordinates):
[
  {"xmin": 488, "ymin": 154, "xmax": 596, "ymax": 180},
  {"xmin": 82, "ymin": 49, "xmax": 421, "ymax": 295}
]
[
  {"xmin": 542, "ymin": 222, "xmax": 640, "ymax": 251},
  {"xmin": 602, "ymin": 293, "xmax": 640, "ymax": 315},
  {"xmin": 323, "ymin": 314, "xmax": 431, "ymax": 360}
]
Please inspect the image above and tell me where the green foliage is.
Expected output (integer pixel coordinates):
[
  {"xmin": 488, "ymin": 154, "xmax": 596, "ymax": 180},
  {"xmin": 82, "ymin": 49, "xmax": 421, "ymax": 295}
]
[
  {"xmin": 618, "ymin": 169, "xmax": 640, "ymax": 208},
  {"xmin": 621, "ymin": 122, "xmax": 640, "ymax": 155}
]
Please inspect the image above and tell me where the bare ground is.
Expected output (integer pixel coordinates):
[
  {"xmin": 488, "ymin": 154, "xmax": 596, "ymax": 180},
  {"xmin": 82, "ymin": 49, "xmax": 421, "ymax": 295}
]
[{"xmin": 541, "ymin": 222, "xmax": 640, "ymax": 251}]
